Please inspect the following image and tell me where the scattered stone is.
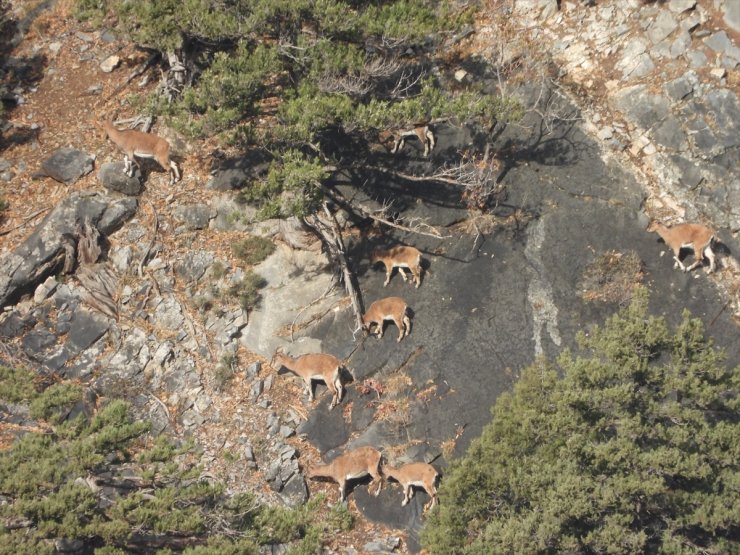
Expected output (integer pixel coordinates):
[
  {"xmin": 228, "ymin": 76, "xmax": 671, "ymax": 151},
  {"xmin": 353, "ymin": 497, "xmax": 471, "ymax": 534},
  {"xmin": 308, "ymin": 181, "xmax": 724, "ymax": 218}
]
[
  {"xmin": 664, "ymin": 74, "xmax": 694, "ymax": 101},
  {"xmin": 109, "ymin": 246, "xmax": 133, "ymax": 273},
  {"xmin": 39, "ymin": 147, "xmax": 94, "ymax": 185},
  {"xmin": 454, "ymin": 68, "xmax": 468, "ymax": 82},
  {"xmin": 245, "ymin": 360, "xmax": 261, "ymax": 380},
  {"xmin": 703, "ymin": 31, "xmax": 740, "ymax": 61},
  {"xmin": 251, "ymin": 379, "xmax": 264, "ymax": 399},
  {"xmin": 49, "ymin": 41, "xmax": 62, "ymax": 54},
  {"xmin": 181, "ymin": 408, "xmax": 205, "ymax": 428},
  {"xmin": 85, "ymin": 84, "xmax": 102, "ymax": 96},
  {"xmin": 99, "ymin": 162, "xmax": 143, "ymax": 195},
  {"xmin": 100, "ymin": 29, "xmax": 116, "ymax": 42},
  {"xmin": 668, "ymin": 0, "xmax": 696, "ymax": 13},
  {"xmin": 210, "ymin": 195, "xmax": 256, "ymax": 231},
  {"xmin": 597, "ymin": 127, "xmax": 613, "ymax": 140},
  {"xmin": 22, "ymin": 328, "xmax": 57, "ymax": 360},
  {"xmin": 174, "ymin": 250, "xmax": 214, "ymax": 282},
  {"xmin": 725, "ymin": 1, "xmax": 740, "ymax": 33},
  {"xmin": 0, "ymin": 193, "xmax": 136, "ymax": 308},
  {"xmin": 174, "ymin": 203, "xmax": 214, "ymax": 230},
  {"xmin": 100, "ymin": 55, "xmax": 121, "ymax": 73},
  {"xmin": 647, "ymin": 11, "xmax": 678, "ymax": 44},
  {"xmin": 668, "ymin": 31, "xmax": 691, "ymax": 58},
  {"xmin": 194, "ymin": 393, "xmax": 212, "ymax": 412},
  {"xmin": 75, "ymin": 31, "xmax": 94, "ymax": 42},
  {"xmin": 279, "ymin": 473, "xmax": 308, "ymax": 507},
  {"xmin": 681, "ymin": 13, "xmax": 701, "ymax": 33},
  {"xmin": 151, "ymin": 296, "xmax": 185, "ymax": 330},
  {"xmin": 364, "ymin": 537, "xmax": 401, "ymax": 553},
  {"xmin": 34, "ymin": 276, "xmax": 58, "ymax": 303},
  {"xmin": 279, "ymin": 425, "xmax": 295, "ymax": 438},
  {"xmin": 617, "ymin": 39, "xmax": 655, "ymax": 79},
  {"xmin": 686, "ymin": 50, "xmax": 707, "ymax": 68},
  {"xmin": 710, "ymin": 67, "xmax": 727, "ymax": 80}
]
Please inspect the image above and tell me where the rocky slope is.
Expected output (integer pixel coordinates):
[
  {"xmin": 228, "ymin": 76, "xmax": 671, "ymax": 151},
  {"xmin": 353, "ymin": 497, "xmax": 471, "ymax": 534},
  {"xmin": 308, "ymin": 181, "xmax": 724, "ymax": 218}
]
[{"xmin": 1, "ymin": 1, "xmax": 738, "ymax": 553}]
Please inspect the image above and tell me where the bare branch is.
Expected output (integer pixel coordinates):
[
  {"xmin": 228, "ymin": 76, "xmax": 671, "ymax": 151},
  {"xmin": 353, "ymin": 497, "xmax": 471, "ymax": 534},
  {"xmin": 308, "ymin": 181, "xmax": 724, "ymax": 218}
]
[
  {"xmin": 303, "ymin": 205, "xmax": 365, "ymax": 332},
  {"xmin": 389, "ymin": 68, "xmax": 425, "ymax": 99},
  {"xmin": 363, "ymin": 55, "xmax": 402, "ymax": 79},
  {"xmin": 326, "ymin": 187, "xmax": 449, "ymax": 239},
  {"xmin": 318, "ymin": 72, "xmax": 373, "ymax": 97}
]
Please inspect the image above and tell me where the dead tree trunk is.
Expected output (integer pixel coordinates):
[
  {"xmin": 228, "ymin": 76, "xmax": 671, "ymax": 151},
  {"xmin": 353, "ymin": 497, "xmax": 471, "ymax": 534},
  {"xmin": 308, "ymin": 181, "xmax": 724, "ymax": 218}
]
[{"xmin": 304, "ymin": 203, "xmax": 364, "ymax": 334}]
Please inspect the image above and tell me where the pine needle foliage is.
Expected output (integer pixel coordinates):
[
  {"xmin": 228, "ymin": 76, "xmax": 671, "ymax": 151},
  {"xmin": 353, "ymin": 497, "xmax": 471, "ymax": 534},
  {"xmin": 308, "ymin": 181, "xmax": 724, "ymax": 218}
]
[
  {"xmin": 422, "ymin": 289, "xmax": 739, "ymax": 554},
  {"xmin": 76, "ymin": 0, "xmax": 523, "ymax": 219},
  {"xmin": 0, "ymin": 368, "xmax": 346, "ymax": 553}
]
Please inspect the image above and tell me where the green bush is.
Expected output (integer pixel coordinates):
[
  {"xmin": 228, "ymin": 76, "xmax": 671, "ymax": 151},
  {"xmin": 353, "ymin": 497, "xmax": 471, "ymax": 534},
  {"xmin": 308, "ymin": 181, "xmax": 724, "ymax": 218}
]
[
  {"xmin": 76, "ymin": 0, "xmax": 524, "ymax": 220},
  {"xmin": 0, "ymin": 370, "xmax": 339, "ymax": 553},
  {"xmin": 226, "ymin": 271, "xmax": 268, "ymax": 311},
  {"xmin": 29, "ymin": 382, "xmax": 82, "ymax": 423},
  {"xmin": 231, "ymin": 236, "xmax": 275, "ymax": 265},
  {"xmin": 0, "ymin": 364, "xmax": 38, "ymax": 403},
  {"xmin": 422, "ymin": 289, "xmax": 739, "ymax": 554},
  {"xmin": 214, "ymin": 352, "xmax": 238, "ymax": 391},
  {"xmin": 241, "ymin": 150, "xmax": 329, "ymax": 220}
]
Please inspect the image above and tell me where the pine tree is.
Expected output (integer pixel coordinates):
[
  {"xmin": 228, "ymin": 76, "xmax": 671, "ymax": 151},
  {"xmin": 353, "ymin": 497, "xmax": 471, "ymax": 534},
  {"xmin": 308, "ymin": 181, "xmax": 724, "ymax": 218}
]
[{"xmin": 422, "ymin": 289, "xmax": 739, "ymax": 554}]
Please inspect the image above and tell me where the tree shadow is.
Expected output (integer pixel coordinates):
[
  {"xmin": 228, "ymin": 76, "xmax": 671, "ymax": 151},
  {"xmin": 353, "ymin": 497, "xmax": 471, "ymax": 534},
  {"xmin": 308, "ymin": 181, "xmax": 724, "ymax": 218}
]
[{"xmin": 1, "ymin": 0, "xmax": 49, "ymax": 152}]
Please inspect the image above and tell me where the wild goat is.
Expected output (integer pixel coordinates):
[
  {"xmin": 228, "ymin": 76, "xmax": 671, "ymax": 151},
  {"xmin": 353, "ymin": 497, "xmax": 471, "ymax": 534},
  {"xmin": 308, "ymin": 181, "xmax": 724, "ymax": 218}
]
[
  {"xmin": 305, "ymin": 446, "xmax": 383, "ymax": 503},
  {"xmin": 371, "ymin": 245, "xmax": 423, "ymax": 288},
  {"xmin": 391, "ymin": 125, "xmax": 436, "ymax": 157},
  {"xmin": 382, "ymin": 462, "xmax": 439, "ymax": 511},
  {"xmin": 270, "ymin": 350, "xmax": 345, "ymax": 410},
  {"xmin": 359, "ymin": 297, "xmax": 412, "ymax": 342},
  {"xmin": 647, "ymin": 221, "xmax": 716, "ymax": 273},
  {"xmin": 102, "ymin": 120, "xmax": 180, "ymax": 185}
]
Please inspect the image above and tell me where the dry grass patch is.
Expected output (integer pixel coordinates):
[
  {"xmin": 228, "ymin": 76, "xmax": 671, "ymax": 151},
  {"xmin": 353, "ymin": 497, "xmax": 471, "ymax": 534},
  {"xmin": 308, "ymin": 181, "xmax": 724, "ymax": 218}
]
[{"xmin": 580, "ymin": 249, "xmax": 644, "ymax": 306}]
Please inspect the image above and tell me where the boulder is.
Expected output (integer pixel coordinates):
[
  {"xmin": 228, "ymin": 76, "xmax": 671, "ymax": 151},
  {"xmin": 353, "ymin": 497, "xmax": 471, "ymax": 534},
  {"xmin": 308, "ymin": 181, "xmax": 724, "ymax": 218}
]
[
  {"xmin": 39, "ymin": 147, "xmax": 94, "ymax": 184},
  {"xmin": 0, "ymin": 193, "xmax": 137, "ymax": 308},
  {"xmin": 99, "ymin": 162, "xmax": 143, "ymax": 195}
]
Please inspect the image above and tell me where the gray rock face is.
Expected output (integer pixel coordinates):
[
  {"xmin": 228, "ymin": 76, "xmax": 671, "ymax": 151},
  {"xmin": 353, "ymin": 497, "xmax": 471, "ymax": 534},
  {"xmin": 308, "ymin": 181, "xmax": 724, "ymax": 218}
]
[
  {"xmin": 210, "ymin": 195, "xmax": 256, "ymax": 231},
  {"xmin": 703, "ymin": 31, "xmax": 740, "ymax": 61},
  {"xmin": 40, "ymin": 147, "xmax": 94, "ymax": 184},
  {"xmin": 44, "ymin": 308, "xmax": 110, "ymax": 372},
  {"xmin": 614, "ymin": 85, "xmax": 670, "ymax": 130},
  {"xmin": 173, "ymin": 250, "xmax": 214, "ymax": 282},
  {"xmin": 686, "ymin": 49, "xmax": 708, "ymax": 68},
  {"xmin": 0, "ymin": 193, "xmax": 137, "ymax": 308},
  {"xmin": 515, "ymin": 0, "xmax": 558, "ymax": 19},
  {"xmin": 647, "ymin": 10, "xmax": 678, "ymax": 44},
  {"xmin": 664, "ymin": 74, "xmax": 694, "ymax": 101},
  {"xmin": 668, "ymin": 0, "xmax": 696, "ymax": 13},
  {"xmin": 617, "ymin": 39, "xmax": 654, "ymax": 79},
  {"xmin": 668, "ymin": 31, "xmax": 691, "ymax": 58},
  {"xmin": 725, "ymin": 1, "xmax": 740, "ymax": 33},
  {"xmin": 206, "ymin": 152, "xmax": 272, "ymax": 191},
  {"xmin": 279, "ymin": 473, "xmax": 308, "ymax": 507},
  {"xmin": 174, "ymin": 203, "xmax": 214, "ymax": 230},
  {"xmin": 240, "ymin": 245, "xmax": 334, "ymax": 358},
  {"xmin": 99, "ymin": 162, "xmax": 143, "ymax": 195}
]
